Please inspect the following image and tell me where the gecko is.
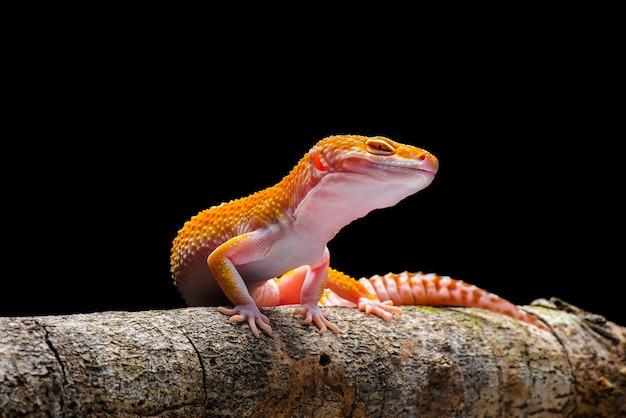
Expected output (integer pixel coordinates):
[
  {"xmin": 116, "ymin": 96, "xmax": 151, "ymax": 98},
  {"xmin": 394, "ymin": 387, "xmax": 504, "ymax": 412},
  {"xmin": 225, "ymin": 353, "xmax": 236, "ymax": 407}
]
[{"xmin": 170, "ymin": 134, "xmax": 547, "ymax": 337}]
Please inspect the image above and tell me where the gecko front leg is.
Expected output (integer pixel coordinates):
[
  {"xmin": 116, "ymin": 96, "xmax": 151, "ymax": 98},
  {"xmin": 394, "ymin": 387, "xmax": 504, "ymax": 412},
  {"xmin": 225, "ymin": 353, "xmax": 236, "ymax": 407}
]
[
  {"xmin": 291, "ymin": 248, "xmax": 340, "ymax": 335},
  {"xmin": 207, "ymin": 231, "xmax": 275, "ymax": 338}
]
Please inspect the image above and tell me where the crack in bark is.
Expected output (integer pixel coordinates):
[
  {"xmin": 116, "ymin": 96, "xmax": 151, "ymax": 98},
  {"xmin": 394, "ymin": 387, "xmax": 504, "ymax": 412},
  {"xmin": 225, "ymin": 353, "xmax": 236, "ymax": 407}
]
[
  {"xmin": 181, "ymin": 328, "xmax": 208, "ymax": 406},
  {"xmin": 40, "ymin": 322, "xmax": 67, "ymax": 385},
  {"xmin": 38, "ymin": 321, "xmax": 67, "ymax": 415}
]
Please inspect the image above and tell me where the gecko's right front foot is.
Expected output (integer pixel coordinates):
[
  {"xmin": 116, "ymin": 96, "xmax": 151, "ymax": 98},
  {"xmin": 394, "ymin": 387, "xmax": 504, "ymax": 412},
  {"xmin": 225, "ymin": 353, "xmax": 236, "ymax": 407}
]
[
  {"xmin": 217, "ymin": 305, "xmax": 272, "ymax": 338},
  {"xmin": 292, "ymin": 303, "xmax": 340, "ymax": 335}
]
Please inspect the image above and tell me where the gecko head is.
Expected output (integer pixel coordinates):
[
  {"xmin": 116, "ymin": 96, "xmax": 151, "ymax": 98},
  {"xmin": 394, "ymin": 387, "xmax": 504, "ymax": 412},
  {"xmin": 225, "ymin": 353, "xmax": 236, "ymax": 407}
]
[
  {"xmin": 287, "ymin": 135, "xmax": 439, "ymax": 238},
  {"xmin": 309, "ymin": 135, "xmax": 438, "ymax": 190},
  {"xmin": 291, "ymin": 135, "xmax": 439, "ymax": 219}
]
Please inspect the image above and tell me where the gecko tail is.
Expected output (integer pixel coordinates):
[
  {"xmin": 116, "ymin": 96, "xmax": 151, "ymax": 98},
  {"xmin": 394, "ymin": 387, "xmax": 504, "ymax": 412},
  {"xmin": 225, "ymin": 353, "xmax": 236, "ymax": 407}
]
[{"xmin": 359, "ymin": 272, "xmax": 549, "ymax": 331}]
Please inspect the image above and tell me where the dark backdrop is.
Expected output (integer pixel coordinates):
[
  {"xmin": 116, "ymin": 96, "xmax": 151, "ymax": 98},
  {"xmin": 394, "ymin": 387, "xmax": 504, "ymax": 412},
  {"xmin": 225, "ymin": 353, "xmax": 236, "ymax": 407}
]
[{"xmin": 4, "ymin": 30, "xmax": 622, "ymax": 328}]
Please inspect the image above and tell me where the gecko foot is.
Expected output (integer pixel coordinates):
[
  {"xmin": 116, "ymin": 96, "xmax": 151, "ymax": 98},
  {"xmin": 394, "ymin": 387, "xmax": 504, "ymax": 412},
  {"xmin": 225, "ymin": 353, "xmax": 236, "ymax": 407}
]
[
  {"xmin": 292, "ymin": 305, "xmax": 340, "ymax": 335},
  {"xmin": 357, "ymin": 298, "xmax": 403, "ymax": 322},
  {"xmin": 217, "ymin": 305, "xmax": 272, "ymax": 338}
]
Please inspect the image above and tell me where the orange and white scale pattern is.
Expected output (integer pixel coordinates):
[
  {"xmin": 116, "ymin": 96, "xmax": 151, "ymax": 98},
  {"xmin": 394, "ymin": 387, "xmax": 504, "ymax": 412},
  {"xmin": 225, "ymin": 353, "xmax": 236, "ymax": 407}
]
[{"xmin": 321, "ymin": 271, "xmax": 549, "ymax": 330}]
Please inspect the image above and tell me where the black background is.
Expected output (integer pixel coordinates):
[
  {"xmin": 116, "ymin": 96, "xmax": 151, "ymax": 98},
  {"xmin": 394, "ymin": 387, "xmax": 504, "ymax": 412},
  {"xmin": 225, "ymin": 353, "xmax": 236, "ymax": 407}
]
[{"xmin": 3, "ymin": 23, "xmax": 623, "ymax": 328}]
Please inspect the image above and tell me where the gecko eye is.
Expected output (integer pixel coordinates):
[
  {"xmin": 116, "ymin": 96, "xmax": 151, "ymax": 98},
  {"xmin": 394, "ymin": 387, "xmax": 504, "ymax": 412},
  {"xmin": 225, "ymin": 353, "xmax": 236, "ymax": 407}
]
[{"xmin": 366, "ymin": 138, "xmax": 396, "ymax": 156}]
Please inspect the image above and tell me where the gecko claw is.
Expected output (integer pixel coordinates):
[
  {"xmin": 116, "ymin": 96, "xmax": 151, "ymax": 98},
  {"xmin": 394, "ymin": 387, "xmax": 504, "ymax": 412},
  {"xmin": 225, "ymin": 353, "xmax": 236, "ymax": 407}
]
[
  {"xmin": 218, "ymin": 306, "xmax": 272, "ymax": 338},
  {"xmin": 293, "ymin": 306, "xmax": 340, "ymax": 335}
]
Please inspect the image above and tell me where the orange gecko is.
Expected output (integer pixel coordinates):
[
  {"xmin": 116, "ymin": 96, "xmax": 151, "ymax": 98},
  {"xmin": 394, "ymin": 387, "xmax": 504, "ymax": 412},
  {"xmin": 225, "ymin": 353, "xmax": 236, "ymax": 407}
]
[{"xmin": 171, "ymin": 135, "xmax": 547, "ymax": 337}]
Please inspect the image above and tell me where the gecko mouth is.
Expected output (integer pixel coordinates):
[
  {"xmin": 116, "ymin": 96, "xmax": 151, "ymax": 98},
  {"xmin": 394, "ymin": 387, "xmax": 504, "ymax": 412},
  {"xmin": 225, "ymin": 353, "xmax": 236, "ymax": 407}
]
[
  {"xmin": 337, "ymin": 156, "xmax": 439, "ymax": 179},
  {"xmin": 365, "ymin": 160, "xmax": 438, "ymax": 176},
  {"xmin": 333, "ymin": 161, "xmax": 437, "ymax": 189}
]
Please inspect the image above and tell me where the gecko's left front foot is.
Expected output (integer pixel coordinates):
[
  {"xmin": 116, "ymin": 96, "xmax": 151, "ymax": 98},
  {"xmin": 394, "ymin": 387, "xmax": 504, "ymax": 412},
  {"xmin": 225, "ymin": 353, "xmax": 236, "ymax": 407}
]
[
  {"xmin": 217, "ymin": 305, "xmax": 272, "ymax": 338},
  {"xmin": 292, "ymin": 304, "xmax": 340, "ymax": 335},
  {"xmin": 357, "ymin": 298, "xmax": 403, "ymax": 322}
]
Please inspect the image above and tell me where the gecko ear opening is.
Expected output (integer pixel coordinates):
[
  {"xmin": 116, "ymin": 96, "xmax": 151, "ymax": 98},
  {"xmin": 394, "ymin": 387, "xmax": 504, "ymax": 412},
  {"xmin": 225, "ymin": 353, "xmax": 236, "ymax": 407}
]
[
  {"xmin": 312, "ymin": 151, "xmax": 328, "ymax": 171},
  {"xmin": 366, "ymin": 137, "xmax": 396, "ymax": 156}
]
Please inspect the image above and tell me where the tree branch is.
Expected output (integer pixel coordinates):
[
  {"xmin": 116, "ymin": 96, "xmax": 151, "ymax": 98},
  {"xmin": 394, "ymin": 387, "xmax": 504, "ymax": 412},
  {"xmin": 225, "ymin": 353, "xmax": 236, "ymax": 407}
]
[{"xmin": 1, "ymin": 300, "xmax": 624, "ymax": 417}]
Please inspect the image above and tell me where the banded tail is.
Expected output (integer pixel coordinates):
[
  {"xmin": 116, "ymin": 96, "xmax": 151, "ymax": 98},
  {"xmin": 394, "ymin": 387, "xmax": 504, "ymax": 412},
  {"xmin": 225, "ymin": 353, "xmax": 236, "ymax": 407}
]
[{"xmin": 321, "ymin": 271, "xmax": 549, "ymax": 330}]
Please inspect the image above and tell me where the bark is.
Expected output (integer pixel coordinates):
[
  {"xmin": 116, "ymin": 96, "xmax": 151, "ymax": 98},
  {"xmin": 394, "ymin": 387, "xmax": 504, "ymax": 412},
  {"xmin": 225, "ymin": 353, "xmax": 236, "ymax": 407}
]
[{"xmin": 1, "ymin": 299, "xmax": 624, "ymax": 418}]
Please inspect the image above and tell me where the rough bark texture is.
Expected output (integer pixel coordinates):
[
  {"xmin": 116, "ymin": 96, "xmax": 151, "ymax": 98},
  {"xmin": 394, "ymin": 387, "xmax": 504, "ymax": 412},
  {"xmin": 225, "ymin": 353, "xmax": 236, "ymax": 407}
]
[{"xmin": 1, "ymin": 299, "xmax": 624, "ymax": 417}]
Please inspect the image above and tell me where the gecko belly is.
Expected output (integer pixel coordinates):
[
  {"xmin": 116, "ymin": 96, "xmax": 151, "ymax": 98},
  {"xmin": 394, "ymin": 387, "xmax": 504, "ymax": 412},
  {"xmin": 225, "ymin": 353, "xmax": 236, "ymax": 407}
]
[{"xmin": 176, "ymin": 232, "xmax": 325, "ymax": 307}]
